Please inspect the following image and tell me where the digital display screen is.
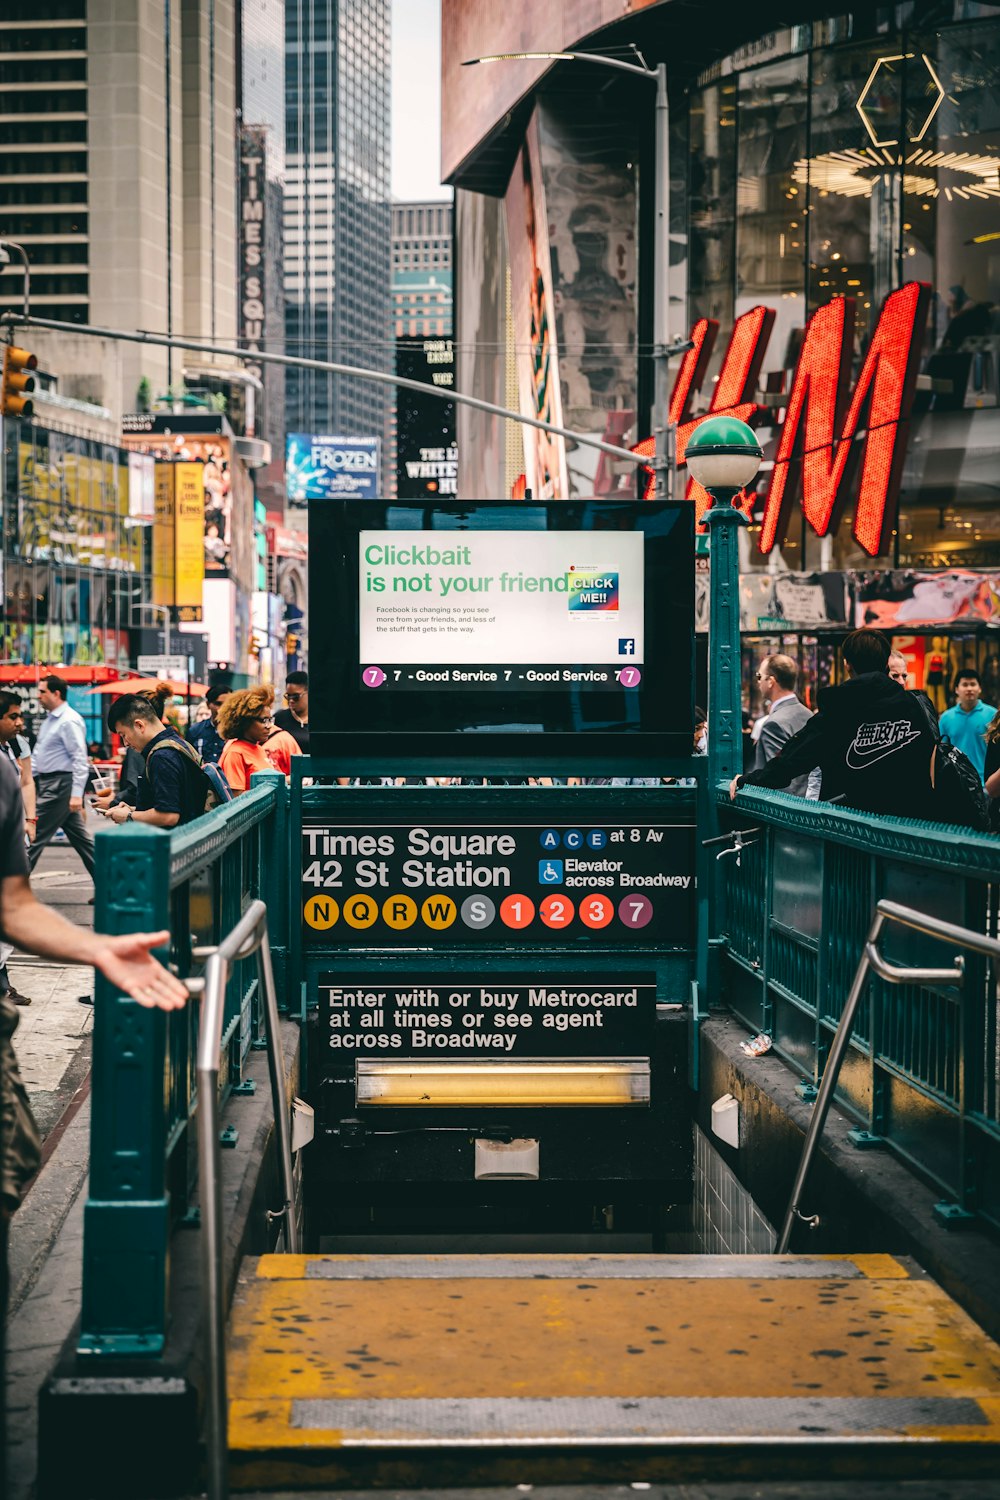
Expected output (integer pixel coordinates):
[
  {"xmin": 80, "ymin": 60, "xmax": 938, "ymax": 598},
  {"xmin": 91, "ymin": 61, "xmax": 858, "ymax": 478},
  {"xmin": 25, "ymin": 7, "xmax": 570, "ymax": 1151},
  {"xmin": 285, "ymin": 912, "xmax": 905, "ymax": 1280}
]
[
  {"xmin": 308, "ymin": 501, "xmax": 692, "ymax": 766},
  {"xmin": 358, "ymin": 528, "xmax": 645, "ymax": 691}
]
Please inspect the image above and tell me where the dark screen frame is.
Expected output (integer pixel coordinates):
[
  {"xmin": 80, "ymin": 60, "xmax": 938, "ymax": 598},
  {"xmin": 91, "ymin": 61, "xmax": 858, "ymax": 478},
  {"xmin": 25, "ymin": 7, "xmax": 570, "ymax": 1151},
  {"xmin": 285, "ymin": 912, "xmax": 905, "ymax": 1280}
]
[{"xmin": 308, "ymin": 499, "xmax": 694, "ymax": 775}]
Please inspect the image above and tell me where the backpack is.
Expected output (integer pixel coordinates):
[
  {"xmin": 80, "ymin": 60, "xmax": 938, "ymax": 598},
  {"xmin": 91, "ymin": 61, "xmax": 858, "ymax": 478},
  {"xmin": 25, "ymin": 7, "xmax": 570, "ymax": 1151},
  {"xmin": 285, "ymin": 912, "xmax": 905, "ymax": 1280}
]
[
  {"xmin": 146, "ymin": 737, "xmax": 231, "ymax": 816},
  {"xmin": 929, "ymin": 737, "xmax": 990, "ymax": 831}
]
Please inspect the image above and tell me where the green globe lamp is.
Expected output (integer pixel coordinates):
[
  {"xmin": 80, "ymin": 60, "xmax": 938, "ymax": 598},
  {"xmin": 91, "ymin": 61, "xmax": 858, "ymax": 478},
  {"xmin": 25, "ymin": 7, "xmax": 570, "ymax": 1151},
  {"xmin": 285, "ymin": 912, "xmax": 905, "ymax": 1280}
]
[
  {"xmin": 691, "ymin": 414, "xmax": 763, "ymax": 789},
  {"xmin": 685, "ymin": 414, "xmax": 763, "ymax": 508}
]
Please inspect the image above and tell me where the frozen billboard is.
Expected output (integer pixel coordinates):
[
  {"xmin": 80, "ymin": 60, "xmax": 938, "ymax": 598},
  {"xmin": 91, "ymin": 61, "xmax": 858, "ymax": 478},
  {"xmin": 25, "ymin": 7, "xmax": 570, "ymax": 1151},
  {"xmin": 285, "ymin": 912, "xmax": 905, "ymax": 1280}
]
[{"xmin": 286, "ymin": 434, "xmax": 380, "ymax": 504}]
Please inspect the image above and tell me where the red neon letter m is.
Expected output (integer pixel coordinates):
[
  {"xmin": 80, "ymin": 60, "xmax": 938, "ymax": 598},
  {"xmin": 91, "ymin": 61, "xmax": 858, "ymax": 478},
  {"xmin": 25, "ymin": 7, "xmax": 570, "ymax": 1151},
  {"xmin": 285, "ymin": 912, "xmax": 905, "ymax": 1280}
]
[{"xmin": 759, "ymin": 281, "xmax": 930, "ymax": 557}]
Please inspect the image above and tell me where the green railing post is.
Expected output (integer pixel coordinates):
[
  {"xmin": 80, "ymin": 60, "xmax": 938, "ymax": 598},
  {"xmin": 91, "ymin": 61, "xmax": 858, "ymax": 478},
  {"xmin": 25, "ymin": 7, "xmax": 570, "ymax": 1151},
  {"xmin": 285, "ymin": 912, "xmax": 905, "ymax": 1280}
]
[
  {"xmin": 704, "ymin": 502, "xmax": 748, "ymax": 790},
  {"xmin": 252, "ymin": 769, "xmax": 289, "ymax": 1005},
  {"xmin": 79, "ymin": 823, "xmax": 173, "ymax": 1355},
  {"xmin": 697, "ymin": 502, "xmax": 749, "ymax": 1016}
]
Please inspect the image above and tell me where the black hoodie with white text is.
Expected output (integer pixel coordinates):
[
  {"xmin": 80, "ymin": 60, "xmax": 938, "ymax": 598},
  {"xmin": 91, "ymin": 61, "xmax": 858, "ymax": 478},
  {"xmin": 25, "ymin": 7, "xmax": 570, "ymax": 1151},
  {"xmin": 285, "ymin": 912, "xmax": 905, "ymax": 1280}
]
[{"xmin": 737, "ymin": 673, "xmax": 937, "ymax": 819}]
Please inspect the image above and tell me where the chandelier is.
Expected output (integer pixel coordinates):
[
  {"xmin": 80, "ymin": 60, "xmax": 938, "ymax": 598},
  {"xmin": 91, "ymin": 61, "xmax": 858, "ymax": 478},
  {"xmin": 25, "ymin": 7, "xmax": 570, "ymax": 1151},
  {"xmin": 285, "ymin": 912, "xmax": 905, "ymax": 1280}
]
[{"xmin": 791, "ymin": 147, "xmax": 1000, "ymax": 201}]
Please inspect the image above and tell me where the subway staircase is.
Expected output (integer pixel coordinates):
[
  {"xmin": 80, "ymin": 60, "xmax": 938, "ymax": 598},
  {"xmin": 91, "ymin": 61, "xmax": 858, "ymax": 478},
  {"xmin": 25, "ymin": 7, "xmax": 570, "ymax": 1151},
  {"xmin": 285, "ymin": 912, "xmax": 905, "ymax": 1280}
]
[{"xmin": 225, "ymin": 1251, "xmax": 1000, "ymax": 1489}]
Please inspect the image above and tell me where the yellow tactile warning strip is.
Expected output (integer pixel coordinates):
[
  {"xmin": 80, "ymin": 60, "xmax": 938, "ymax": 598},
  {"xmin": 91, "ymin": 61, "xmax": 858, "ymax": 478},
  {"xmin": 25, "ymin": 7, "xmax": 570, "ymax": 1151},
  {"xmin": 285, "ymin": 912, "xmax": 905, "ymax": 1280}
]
[{"xmin": 226, "ymin": 1253, "xmax": 1000, "ymax": 1489}]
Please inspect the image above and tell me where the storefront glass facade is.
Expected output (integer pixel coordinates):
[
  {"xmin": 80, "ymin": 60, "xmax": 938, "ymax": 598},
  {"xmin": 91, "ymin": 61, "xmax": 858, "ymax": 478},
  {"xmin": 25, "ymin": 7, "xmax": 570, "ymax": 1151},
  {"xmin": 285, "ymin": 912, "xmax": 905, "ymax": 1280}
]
[
  {"xmin": 1, "ymin": 419, "xmax": 147, "ymax": 669},
  {"xmin": 686, "ymin": 7, "xmax": 1000, "ymax": 574}
]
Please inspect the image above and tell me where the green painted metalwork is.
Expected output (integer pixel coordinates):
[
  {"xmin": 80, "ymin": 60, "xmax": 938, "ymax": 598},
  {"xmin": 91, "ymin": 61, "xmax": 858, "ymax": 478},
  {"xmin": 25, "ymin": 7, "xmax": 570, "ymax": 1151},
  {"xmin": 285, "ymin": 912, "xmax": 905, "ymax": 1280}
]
[
  {"xmin": 704, "ymin": 505, "xmax": 747, "ymax": 791},
  {"xmin": 696, "ymin": 501, "xmax": 749, "ymax": 1067},
  {"xmin": 78, "ymin": 776, "xmax": 285, "ymax": 1356},
  {"xmin": 721, "ymin": 781, "xmax": 1000, "ymax": 1230},
  {"xmin": 81, "ymin": 823, "xmax": 173, "ymax": 1355}
]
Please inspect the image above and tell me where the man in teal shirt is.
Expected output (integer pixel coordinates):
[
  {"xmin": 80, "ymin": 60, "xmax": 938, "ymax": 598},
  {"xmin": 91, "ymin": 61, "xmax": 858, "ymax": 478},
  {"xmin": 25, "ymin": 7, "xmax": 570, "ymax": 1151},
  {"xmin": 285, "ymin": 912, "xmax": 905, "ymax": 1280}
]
[{"xmin": 939, "ymin": 670, "xmax": 996, "ymax": 781}]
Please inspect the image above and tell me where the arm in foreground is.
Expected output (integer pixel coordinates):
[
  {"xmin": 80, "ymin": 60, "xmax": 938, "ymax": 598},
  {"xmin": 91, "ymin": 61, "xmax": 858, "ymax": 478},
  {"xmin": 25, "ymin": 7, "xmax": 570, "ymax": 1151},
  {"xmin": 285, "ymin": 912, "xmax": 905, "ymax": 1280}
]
[{"xmin": 0, "ymin": 874, "xmax": 189, "ymax": 1010}]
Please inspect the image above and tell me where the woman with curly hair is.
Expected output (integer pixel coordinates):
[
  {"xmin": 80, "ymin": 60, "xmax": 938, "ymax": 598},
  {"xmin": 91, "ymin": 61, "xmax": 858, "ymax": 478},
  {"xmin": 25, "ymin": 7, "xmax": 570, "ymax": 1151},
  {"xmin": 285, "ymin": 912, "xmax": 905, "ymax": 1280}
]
[{"xmin": 217, "ymin": 685, "xmax": 299, "ymax": 793}]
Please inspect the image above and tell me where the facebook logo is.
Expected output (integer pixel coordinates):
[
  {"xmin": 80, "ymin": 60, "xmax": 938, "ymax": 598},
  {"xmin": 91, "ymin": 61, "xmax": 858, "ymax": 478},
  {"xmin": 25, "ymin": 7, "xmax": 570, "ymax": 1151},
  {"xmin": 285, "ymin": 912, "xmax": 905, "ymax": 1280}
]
[{"xmin": 618, "ymin": 638, "xmax": 636, "ymax": 656}]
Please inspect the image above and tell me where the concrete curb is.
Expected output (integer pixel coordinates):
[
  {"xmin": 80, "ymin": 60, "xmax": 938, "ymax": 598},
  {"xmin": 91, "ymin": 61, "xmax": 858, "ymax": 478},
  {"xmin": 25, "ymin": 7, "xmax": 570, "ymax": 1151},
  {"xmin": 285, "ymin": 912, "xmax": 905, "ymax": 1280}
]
[{"xmin": 7, "ymin": 1088, "xmax": 91, "ymax": 1319}]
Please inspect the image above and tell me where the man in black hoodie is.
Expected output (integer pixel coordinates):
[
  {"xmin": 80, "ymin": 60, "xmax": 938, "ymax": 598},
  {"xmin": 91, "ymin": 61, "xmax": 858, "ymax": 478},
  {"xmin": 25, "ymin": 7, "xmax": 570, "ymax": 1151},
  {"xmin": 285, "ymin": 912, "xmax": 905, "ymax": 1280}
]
[{"xmin": 729, "ymin": 629, "xmax": 937, "ymax": 819}]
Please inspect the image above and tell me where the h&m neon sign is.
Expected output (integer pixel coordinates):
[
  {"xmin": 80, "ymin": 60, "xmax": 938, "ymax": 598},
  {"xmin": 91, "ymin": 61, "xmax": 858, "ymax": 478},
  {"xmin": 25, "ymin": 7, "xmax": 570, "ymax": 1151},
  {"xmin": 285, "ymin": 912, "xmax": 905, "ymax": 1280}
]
[{"xmin": 633, "ymin": 280, "xmax": 931, "ymax": 558}]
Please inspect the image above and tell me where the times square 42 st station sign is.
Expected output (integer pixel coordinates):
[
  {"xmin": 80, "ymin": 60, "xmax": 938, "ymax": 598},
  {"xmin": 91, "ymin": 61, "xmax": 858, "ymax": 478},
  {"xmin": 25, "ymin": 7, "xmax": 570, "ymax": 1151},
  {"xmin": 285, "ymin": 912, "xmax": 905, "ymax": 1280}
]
[{"xmin": 632, "ymin": 280, "xmax": 932, "ymax": 558}]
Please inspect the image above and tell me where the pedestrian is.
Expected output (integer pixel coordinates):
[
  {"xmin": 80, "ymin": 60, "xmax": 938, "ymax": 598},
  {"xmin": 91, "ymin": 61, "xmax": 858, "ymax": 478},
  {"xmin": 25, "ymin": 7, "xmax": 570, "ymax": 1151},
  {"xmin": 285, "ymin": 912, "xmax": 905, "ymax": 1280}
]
[
  {"xmin": 28, "ymin": 674, "xmax": 95, "ymax": 884},
  {"xmin": 729, "ymin": 628, "xmax": 940, "ymax": 820},
  {"xmin": 100, "ymin": 694, "xmax": 215, "ymax": 828},
  {"xmin": 887, "ymin": 651, "xmax": 909, "ymax": 687},
  {"xmin": 218, "ymin": 686, "xmax": 299, "ymax": 793},
  {"xmin": 939, "ymin": 669, "xmax": 995, "ymax": 783},
  {"xmin": 0, "ymin": 749, "xmax": 188, "ymax": 1473},
  {"xmin": 108, "ymin": 686, "xmax": 177, "ymax": 808},
  {"xmin": 265, "ymin": 727, "xmax": 303, "ymax": 777},
  {"xmin": 751, "ymin": 654, "xmax": 818, "ymax": 798},
  {"xmin": 0, "ymin": 694, "xmax": 35, "ymax": 1007},
  {"xmin": 273, "ymin": 672, "xmax": 309, "ymax": 753},
  {"xmin": 694, "ymin": 705, "xmax": 708, "ymax": 757},
  {"xmin": 187, "ymin": 683, "xmax": 230, "ymax": 765}
]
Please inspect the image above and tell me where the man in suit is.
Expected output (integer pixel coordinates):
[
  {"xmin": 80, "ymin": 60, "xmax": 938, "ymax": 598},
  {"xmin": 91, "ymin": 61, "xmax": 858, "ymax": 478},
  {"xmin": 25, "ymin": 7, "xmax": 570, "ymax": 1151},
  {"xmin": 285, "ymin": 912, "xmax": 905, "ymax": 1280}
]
[{"xmin": 751, "ymin": 654, "xmax": 816, "ymax": 798}]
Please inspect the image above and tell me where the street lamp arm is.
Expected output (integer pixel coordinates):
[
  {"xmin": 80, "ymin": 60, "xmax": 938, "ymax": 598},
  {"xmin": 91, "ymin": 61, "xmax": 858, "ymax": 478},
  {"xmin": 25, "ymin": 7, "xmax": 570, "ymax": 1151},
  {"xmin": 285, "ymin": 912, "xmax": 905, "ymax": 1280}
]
[
  {"xmin": 1, "ymin": 310, "xmax": 680, "ymax": 472},
  {"xmin": 0, "ymin": 240, "xmax": 31, "ymax": 321},
  {"xmin": 463, "ymin": 49, "xmax": 678, "ymax": 499},
  {"xmin": 463, "ymin": 50, "xmax": 654, "ymax": 80}
]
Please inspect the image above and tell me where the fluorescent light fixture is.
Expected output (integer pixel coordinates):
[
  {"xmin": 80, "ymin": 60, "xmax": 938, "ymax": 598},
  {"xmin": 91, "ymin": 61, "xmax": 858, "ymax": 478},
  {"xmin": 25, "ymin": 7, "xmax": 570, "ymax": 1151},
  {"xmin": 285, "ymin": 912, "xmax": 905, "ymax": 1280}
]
[
  {"xmin": 355, "ymin": 1059, "xmax": 651, "ymax": 1108},
  {"xmin": 463, "ymin": 52, "xmax": 573, "ymax": 66}
]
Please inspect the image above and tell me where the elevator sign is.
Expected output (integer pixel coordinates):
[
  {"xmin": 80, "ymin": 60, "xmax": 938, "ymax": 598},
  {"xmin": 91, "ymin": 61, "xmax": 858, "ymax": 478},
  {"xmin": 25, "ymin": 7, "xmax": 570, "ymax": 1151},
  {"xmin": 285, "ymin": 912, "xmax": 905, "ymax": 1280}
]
[{"xmin": 301, "ymin": 819, "xmax": 695, "ymax": 948}]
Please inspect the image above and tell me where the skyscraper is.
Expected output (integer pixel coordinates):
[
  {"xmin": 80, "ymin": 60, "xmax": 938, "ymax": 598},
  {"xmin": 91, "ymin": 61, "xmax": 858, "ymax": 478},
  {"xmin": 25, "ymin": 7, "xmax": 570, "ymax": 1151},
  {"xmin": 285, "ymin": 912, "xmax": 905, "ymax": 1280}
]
[
  {"xmin": 284, "ymin": 0, "xmax": 391, "ymax": 476},
  {"xmin": 0, "ymin": 0, "xmax": 238, "ymax": 414},
  {"xmin": 237, "ymin": 0, "xmax": 287, "ymax": 510},
  {"xmin": 392, "ymin": 200, "xmax": 453, "ymax": 339}
]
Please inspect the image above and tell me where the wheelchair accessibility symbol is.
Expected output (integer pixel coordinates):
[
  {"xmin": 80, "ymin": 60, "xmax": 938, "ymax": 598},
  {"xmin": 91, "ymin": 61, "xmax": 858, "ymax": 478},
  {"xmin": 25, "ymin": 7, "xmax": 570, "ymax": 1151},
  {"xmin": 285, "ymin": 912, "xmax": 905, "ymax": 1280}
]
[{"xmin": 538, "ymin": 859, "xmax": 564, "ymax": 885}]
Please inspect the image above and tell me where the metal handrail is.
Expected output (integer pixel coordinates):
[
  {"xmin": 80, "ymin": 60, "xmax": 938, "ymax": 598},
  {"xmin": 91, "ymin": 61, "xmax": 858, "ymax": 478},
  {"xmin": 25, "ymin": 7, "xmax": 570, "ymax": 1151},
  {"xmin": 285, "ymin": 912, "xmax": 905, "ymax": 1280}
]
[
  {"xmin": 196, "ymin": 898, "xmax": 299, "ymax": 1500},
  {"xmin": 775, "ymin": 898, "xmax": 1000, "ymax": 1255}
]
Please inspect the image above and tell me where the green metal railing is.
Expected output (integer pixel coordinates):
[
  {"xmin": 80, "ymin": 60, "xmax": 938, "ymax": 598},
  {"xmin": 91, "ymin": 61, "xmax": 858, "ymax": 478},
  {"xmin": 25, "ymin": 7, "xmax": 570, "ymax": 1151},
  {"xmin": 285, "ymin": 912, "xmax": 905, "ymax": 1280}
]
[
  {"xmin": 720, "ymin": 783, "xmax": 1000, "ymax": 1230},
  {"xmin": 79, "ymin": 771, "xmax": 288, "ymax": 1356}
]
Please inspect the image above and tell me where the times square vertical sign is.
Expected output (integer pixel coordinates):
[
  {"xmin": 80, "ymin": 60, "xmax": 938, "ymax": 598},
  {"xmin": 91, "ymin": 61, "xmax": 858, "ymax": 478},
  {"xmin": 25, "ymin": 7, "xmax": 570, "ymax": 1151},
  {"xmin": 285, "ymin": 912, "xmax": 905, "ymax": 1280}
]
[{"xmin": 240, "ymin": 127, "xmax": 267, "ymax": 425}]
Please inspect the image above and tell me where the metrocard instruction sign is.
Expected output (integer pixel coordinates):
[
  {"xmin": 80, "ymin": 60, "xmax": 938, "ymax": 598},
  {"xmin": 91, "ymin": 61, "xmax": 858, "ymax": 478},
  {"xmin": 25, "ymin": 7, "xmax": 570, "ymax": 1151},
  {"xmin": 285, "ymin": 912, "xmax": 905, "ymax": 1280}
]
[
  {"xmin": 631, "ymin": 280, "xmax": 931, "ymax": 558},
  {"xmin": 317, "ymin": 972, "xmax": 657, "ymax": 1059}
]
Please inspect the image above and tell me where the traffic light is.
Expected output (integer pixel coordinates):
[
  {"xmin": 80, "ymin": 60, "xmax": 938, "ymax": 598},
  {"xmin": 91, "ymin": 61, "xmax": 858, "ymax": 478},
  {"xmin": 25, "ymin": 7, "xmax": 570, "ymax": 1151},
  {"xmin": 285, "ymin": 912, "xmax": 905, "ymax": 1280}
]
[{"xmin": 2, "ymin": 344, "xmax": 37, "ymax": 419}]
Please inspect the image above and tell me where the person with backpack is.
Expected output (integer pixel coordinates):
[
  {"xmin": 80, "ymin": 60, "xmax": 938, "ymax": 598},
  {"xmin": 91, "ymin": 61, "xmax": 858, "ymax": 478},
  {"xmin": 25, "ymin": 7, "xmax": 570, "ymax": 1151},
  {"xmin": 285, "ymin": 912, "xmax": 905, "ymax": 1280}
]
[
  {"xmin": 103, "ymin": 686, "xmax": 178, "ymax": 809},
  {"xmin": 729, "ymin": 628, "xmax": 986, "ymax": 827},
  {"xmin": 101, "ymin": 695, "xmax": 218, "ymax": 827}
]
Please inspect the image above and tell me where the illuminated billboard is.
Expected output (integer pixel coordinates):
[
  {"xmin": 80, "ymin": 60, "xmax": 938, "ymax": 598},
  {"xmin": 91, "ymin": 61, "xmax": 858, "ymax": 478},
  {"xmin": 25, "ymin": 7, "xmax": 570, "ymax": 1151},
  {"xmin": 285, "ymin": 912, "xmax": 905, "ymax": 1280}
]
[
  {"xmin": 395, "ymin": 339, "xmax": 457, "ymax": 499},
  {"xmin": 286, "ymin": 434, "xmax": 380, "ymax": 503},
  {"xmin": 121, "ymin": 416, "xmax": 251, "ymax": 583}
]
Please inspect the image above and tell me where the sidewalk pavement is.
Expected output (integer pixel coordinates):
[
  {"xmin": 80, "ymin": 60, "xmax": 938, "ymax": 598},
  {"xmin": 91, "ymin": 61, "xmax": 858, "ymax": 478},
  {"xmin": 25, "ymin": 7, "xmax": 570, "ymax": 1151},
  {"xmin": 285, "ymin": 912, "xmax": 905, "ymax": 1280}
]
[{"xmin": 5, "ymin": 845, "xmax": 95, "ymax": 1500}]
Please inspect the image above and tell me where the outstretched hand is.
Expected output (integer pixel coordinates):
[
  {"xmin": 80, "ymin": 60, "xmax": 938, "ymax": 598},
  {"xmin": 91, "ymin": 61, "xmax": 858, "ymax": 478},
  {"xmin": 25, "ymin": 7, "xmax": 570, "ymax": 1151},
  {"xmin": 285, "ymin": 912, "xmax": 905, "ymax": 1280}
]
[{"xmin": 91, "ymin": 930, "xmax": 190, "ymax": 1010}]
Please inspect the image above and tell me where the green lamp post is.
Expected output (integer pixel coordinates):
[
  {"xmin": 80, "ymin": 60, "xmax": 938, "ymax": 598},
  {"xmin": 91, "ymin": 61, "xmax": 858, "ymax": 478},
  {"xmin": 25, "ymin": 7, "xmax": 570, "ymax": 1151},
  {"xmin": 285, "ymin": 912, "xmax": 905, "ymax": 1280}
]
[
  {"xmin": 687, "ymin": 415, "xmax": 763, "ymax": 789},
  {"xmin": 685, "ymin": 414, "xmax": 763, "ymax": 509}
]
